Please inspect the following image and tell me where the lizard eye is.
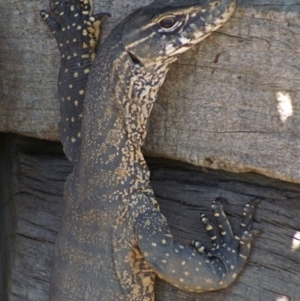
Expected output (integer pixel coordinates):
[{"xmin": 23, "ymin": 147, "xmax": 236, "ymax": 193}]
[
  {"xmin": 158, "ymin": 15, "xmax": 184, "ymax": 33},
  {"xmin": 160, "ymin": 17, "xmax": 176, "ymax": 29}
]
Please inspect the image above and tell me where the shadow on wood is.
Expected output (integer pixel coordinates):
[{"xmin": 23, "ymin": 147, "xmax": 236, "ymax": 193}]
[{"xmin": 0, "ymin": 134, "xmax": 299, "ymax": 300}]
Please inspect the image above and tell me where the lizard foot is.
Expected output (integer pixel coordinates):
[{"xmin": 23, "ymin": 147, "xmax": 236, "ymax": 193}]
[
  {"xmin": 191, "ymin": 198, "xmax": 260, "ymax": 274},
  {"xmin": 40, "ymin": 0, "xmax": 110, "ymax": 60},
  {"xmin": 40, "ymin": 0, "xmax": 110, "ymax": 162}
]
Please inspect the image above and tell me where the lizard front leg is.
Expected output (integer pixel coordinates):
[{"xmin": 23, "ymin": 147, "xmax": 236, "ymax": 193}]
[
  {"xmin": 135, "ymin": 197, "xmax": 260, "ymax": 292},
  {"xmin": 41, "ymin": 0, "xmax": 109, "ymax": 162}
]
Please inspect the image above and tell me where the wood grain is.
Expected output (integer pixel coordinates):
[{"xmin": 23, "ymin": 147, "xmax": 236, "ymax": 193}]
[
  {"xmin": 0, "ymin": 1, "xmax": 299, "ymax": 182},
  {"xmin": 1, "ymin": 135, "xmax": 299, "ymax": 300}
]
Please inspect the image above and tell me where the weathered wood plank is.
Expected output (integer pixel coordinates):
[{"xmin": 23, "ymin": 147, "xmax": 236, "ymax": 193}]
[
  {"xmin": 148, "ymin": 158, "xmax": 300, "ymax": 300},
  {"xmin": 1, "ymin": 135, "xmax": 299, "ymax": 300},
  {"xmin": 0, "ymin": 135, "xmax": 67, "ymax": 301},
  {"xmin": 0, "ymin": 1, "xmax": 300, "ymax": 182}
]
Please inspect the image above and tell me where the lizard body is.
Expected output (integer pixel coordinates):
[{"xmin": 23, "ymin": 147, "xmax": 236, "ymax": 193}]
[{"xmin": 41, "ymin": 1, "xmax": 259, "ymax": 300}]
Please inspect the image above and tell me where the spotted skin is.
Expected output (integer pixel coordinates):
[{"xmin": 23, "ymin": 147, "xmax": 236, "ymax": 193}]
[
  {"xmin": 41, "ymin": 0, "xmax": 260, "ymax": 300},
  {"xmin": 41, "ymin": 0, "xmax": 108, "ymax": 162}
]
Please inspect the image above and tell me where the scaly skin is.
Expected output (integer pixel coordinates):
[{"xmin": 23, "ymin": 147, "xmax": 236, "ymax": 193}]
[{"xmin": 41, "ymin": 1, "xmax": 260, "ymax": 300}]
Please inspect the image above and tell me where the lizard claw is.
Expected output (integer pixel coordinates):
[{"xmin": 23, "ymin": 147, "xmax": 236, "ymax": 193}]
[{"xmin": 191, "ymin": 198, "xmax": 260, "ymax": 278}]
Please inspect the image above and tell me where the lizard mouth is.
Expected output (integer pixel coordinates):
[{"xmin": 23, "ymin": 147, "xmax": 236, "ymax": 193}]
[{"xmin": 163, "ymin": 0, "xmax": 236, "ymax": 56}]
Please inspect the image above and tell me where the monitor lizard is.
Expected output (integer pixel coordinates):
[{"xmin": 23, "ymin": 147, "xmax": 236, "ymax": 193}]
[{"xmin": 40, "ymin": 0, "xmax": 260, "ymax": 300}]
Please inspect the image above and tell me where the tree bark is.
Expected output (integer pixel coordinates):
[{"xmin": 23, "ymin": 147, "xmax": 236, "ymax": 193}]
[
  {"xmin": 1, "ymin": 134, "xmax": 299, "ymax": 301},
  {"xmin": 0, "ymin": 0, "xmax": 300, "ymax": 182}
]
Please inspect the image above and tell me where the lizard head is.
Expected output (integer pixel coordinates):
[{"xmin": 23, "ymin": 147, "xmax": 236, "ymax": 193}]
[{"xmin": 121, "ymin": 0, "xmax": 236, "ymax": 66}]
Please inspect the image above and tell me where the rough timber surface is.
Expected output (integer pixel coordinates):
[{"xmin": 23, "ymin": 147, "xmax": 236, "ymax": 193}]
[
  {"xmin": 0, "ymin": 0, "xmax": 300, "ymax": 183},
  {"xmin": 0, "ymin": 135, "xmax": 299, "ymax": 301}
]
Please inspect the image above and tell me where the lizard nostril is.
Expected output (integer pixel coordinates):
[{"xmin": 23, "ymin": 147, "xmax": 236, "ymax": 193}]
[{"xmin": 128, "ymin": 51, "xmax": 142, "ymax": 65}]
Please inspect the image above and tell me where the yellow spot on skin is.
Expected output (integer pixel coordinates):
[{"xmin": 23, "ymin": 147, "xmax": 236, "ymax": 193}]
[
  {"xmin": 71, "ymin": 137, "xmax": 76, "ymax": 143},
  {"xmin": 82, "ymin": 29, "xmax": 88, "ymax": 36},
  {"xmin": 84, "ymin": 69, "xmax": 90, "ymax": 74},
  {"xmin": 78, "ymin": 132, "xmax": 81, "ymax": 138},
  {"xmin": 69, "ymin": 84, "xmax": 73, "ymax": 89},
  {"xmin": 87, "ymin": 26, "xmax": 95, "ymax": 33},
  {"xmin": 151, "ymin": 243, "xmax": 157, "ymax": 247},
  {"xmin": 214, "ymin": 213, "xmax": 220, "ymax": 217},
  {"xmin": 71, "ymin": 117, "xmax": 75, "ymax": 122},
  {"xmin": 179, "ymin": 278, "xmax": 184, "ymax": 283},
  {"xmin": 184, "ymin": 271, "xmax": 189, "ymax": 276},
  {"xmin": 162, "ymin": 259, "xmax": 167, "ymax": 264},
  {"xmin": 73, "ymin": 38, "xmax": 77, "ymax": 42},
  {"xmin": 79, "ymin": 90, "xmax": 84, "ymax": 95},
  {"xmin": 205, "ymin": 278, "xmax": 213, "ymax": 284},
  {"xmin": 198, "ymin": 246, "xmax": 206, "ymax": 253},
  {"xmin": 77, "ymin": 25, "xmax": 82, "ymax": 30},
  {"xmin": 181, "ymin": 261, "xmax": 186, "ymax": 265},
  {"xmin": 67, "ymin": 97, "xmax": 71, "ymax": 101},
  {"xmin": 74, "ymin": 72, "xmax": 79, "ymax": 78},
  {"xmin": 74, "ymin": 100, "xmax": 79, "ymax": 106},
  {"xmin": 90, "ymin": 39, "xmax": 96, "ymax": 48},
  {"xmin": 162, "ymin": 239, "xmax": 166, "ymax": 245}
]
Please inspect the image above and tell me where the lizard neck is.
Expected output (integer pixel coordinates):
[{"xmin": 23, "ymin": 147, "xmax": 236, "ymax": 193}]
[
  {"xmin": 75, "ymin": 27, "xmax": 175, "ymax": 192},
  {"xmin": 123, "ymin": 60, "xmax": 175, "ymax": 147}
]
